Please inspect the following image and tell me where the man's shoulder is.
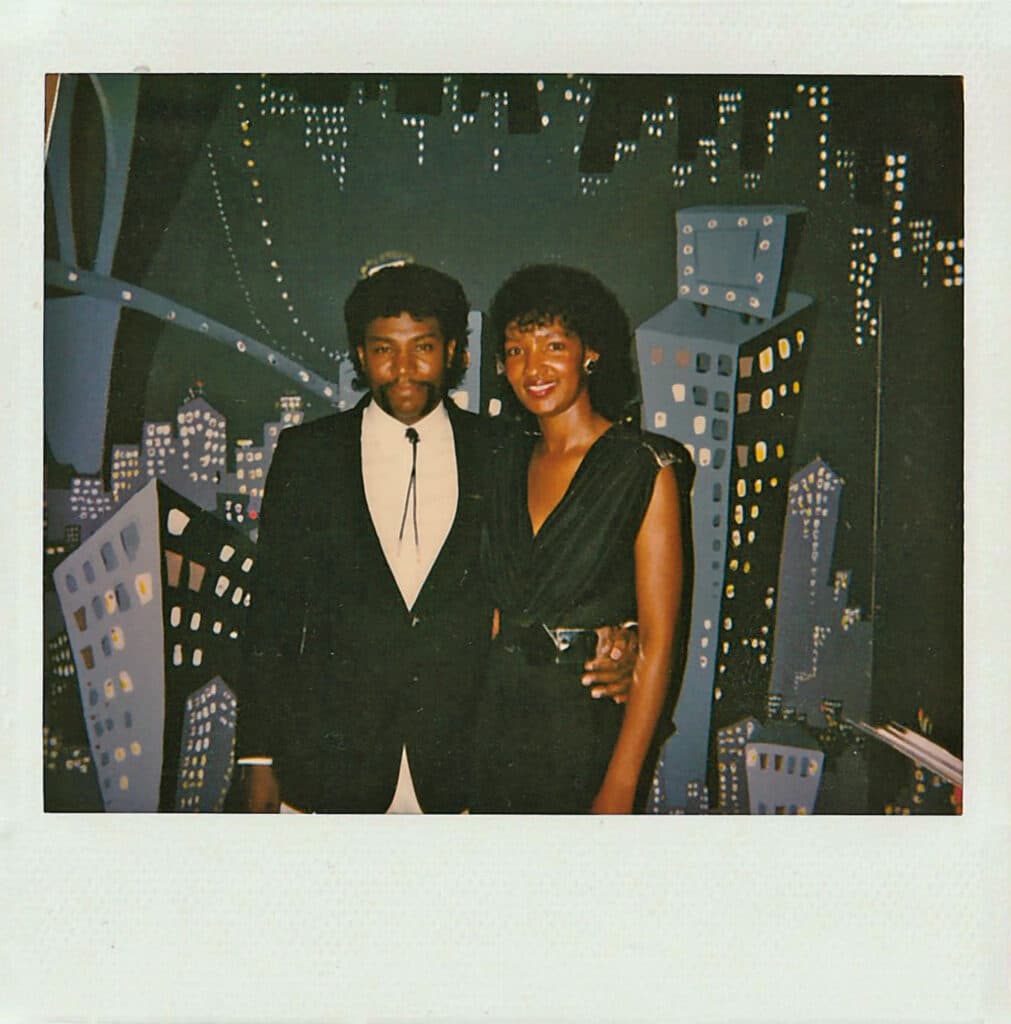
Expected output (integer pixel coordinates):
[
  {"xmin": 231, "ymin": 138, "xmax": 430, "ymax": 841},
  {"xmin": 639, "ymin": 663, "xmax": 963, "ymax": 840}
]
[{"xmin": 276, "ymin": 408, "xmax": 361, "ymax": 451}]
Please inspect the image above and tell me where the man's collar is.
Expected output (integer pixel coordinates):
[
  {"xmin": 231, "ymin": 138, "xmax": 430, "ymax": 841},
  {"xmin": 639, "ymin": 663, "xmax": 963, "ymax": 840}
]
[{"xmin": 361, "ymin": 394, "xmax": 452, "ymax": 439}]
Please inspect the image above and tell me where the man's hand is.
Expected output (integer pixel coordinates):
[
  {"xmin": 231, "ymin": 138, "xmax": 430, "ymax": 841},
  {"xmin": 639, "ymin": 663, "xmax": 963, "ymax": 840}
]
[
  {"xmin": 243, "ymin": 764, "xmax": 281, "ymax": 813},
  {"xmin": 582, "ymin": 624, "xmax": 639, "ymax": 703}
]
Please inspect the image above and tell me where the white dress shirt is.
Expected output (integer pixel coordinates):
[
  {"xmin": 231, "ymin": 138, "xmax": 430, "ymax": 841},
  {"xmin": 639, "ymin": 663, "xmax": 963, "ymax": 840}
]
[
  {"xmin": 360, "ymin": 398, "xmax": 459, "ymax": 612},
  {"xmin": 363, "ymin": 399, "xmax": 459, "ymax": 813}
]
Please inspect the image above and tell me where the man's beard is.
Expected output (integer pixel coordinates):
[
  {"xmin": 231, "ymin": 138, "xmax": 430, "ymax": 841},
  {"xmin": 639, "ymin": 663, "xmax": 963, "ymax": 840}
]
[{"xmin": 375, "ymin": 379, "xmax": 443, "ymax": 420}]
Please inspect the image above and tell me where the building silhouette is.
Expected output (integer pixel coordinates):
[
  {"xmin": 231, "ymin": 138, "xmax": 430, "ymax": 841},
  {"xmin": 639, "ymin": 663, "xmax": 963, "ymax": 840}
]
[
  {"xmin": 771, "ymin": 458, "xmax": 872, "ymax": 726},
  {"xmin": 175, "ymin": 676, "xmax": 238, "ymax": 812},
  {"xmin": 164, "ymin": 392, "xmax": 228, "ymax": 511},
  {"xmin": 636, "ymin": 205, "xmax": 815, "ymax": 807},
  {"xmin": 716, "ymin": 716, "xmax": 760, "ymax": 814},
  {"xmin": 53, "ymin": 480, "xmax": 257, "ymax": 810},
  {"xmin": 111, "ymin": 444, "xmax": 142, "ymax": 504},
  {"xmin": 744, "ymin": 720, "xmax": 824, "ymax": 814}
]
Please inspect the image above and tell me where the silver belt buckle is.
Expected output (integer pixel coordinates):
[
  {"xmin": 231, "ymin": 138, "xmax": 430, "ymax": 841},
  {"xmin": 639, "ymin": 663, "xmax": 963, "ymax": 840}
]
[{"xmin": 543, "ymin": 625, "xmax": 594, "ymax": 656}]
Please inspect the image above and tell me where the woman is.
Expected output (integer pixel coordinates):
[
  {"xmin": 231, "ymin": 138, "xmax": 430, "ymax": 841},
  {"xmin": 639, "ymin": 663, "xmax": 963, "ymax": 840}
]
[{"xmin": 473, "ymin": 264, "xmax": 685, "ymax": 814}]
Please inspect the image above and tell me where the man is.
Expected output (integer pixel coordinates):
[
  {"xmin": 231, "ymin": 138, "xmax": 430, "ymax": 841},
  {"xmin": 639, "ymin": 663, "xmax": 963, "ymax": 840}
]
[{"xmin": 237, "ymin": 264, "xmax": 633, "ymax": 813}]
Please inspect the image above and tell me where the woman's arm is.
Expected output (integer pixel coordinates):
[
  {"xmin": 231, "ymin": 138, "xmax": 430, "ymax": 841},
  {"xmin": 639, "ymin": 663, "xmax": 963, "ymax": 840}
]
[{"xmin": 591, "ymin": 464, "xmax": 683, "ymax": 813}]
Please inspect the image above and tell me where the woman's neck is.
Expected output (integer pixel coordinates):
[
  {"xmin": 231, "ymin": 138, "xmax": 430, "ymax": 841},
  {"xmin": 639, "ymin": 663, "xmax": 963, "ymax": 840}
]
[{"xmin": 536, "ymin": 397, "xmax": 612, "ymax": 455}]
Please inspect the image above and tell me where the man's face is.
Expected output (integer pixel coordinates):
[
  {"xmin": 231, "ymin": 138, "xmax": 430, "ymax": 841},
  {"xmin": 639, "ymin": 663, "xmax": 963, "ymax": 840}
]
[{"xmin": 357, "ymin": 314, "xmax": 456, "ymax": 425}]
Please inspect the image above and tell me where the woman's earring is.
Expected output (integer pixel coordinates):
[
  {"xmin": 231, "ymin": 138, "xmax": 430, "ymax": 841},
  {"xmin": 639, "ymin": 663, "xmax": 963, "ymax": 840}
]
[{"xmin": 584, "ymin": 358, "xmax": 598, "ymax": 375}]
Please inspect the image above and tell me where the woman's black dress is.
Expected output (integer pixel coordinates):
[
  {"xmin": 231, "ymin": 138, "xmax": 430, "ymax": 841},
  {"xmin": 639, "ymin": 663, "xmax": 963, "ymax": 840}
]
[{"xmin": 473, "ymin": 423, "xmax": 674, "ymax": 813}]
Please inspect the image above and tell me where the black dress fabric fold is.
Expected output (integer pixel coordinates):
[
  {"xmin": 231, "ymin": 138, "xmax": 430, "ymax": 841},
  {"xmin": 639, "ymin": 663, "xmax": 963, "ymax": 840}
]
[{"xmin": 473, "ymin": 423, "xmax": 670, "ymax": 813}]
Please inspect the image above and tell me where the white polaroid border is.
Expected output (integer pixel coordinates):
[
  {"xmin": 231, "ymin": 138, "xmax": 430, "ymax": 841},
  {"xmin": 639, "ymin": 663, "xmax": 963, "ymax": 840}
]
[{"xmin": 2, "ymin": 4, "xmax": 1008, "ymax": 1022}]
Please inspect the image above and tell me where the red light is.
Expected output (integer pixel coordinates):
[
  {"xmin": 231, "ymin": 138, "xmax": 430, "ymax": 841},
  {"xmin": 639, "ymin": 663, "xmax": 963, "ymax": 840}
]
[{"xmin": 248, "ymin": 509, "xmax": 258, "ymax": 520}]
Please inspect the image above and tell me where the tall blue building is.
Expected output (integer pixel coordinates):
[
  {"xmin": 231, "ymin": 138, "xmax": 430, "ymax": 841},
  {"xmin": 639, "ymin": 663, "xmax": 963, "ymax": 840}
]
[
  {"xmin": 771, "ymin": 458, "xmax": 872, "ymax": 726},
  {"xmin": 636, "ymin": 205, "xmax": 814, "ymax": 810}
]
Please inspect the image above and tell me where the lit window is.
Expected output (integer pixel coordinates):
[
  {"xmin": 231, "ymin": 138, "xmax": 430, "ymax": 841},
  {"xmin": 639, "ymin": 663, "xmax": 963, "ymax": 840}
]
[
  {"xmin": 119, "ymin": 671, "xmax": 133, "ymax": 693},
  {"xmin": 755, "ymin": 442, "xmax": 768, "ymax": 463},
  {"xmin": 190, "ymin": 611, "xmax": 202, "ymax": 631},
  {"xmin": 737, "ymin": 480, "xmax": 747, "ymax": 498},
  {"xmin": 778, "ymin": 337, "xmax": 791, "ymax": 359},
  {"xmin": 693, "ymin": 416, "xmax": 706, "ymax": 436},
  {"xmin": 776, "ymin": 443, "xmax": 785, "ymax": 459},
  {"xmin": 698, "ymin": 448, "xmax": 711, "ymax": 467},
  {"xmin": 188, "ymin": 562, "xmax": 206, "ymax": 592},
  {"xmin": 734, "ymin": 505, "xmax": 744, "ymax": 524},
  {"xmin": 165, "ymin": 551, "xmax": 183, "ymax": 588},
  {"xmin": 231, "ymin": 587, "xmax": 245, "ymax": 605},
  {"xmin": 654, "ymin": 412, "xmax": 667, "ymax": 429},
  {"xmin": 166, "ymin": 508, "xmax": 191, "ymax": 536},
  {"xmin": 104, "ymin": 678, "xmax": 115, "ymax": 699},
  {"xmin": 737, "ymin": 393, "xmax": 751, "ymax": 414},
  {"xmin": 758, "ymin": 347, "xmax": 774, "ymax": 373},
  {"xmin": 672, "ymin": 383, "xmax": 686, "ymax": 402},
  {"xmin": 761, "ymin": 389, "xmax": 774, "ymax": 409},
  {"xmin": 170, "ymin": 606, "xmax": 182, "ymax": 627},
  {"xmin": 192, "ymin": 648, "xmax": 203, "ymax": 667},
  {"xmin": 110, "ymin": 627, "xmax": 125, "ymax": 651},
  {"xmin": 173, "ymin": 644, "xmax": 183, "ymax": 666},
  {"xmin": 750, "ymin": 505, "xmax": 759, "ymax": 519},
  {"xmin": 135, "ymin": 573, "xmax": 154, "ymax": 605}
]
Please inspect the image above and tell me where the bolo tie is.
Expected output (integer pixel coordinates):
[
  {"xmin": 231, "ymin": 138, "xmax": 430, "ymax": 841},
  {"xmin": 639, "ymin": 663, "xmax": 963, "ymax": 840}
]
[{"xmin": 398, "ymin": 426, "xmax": 420, "ymax": 548}]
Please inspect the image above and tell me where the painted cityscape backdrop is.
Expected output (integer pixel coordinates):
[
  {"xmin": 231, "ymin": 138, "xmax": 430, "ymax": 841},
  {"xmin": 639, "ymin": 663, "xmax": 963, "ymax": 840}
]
[{"xmin": 44, "ymin": 74, "xmax": 963, "ymax": 813}]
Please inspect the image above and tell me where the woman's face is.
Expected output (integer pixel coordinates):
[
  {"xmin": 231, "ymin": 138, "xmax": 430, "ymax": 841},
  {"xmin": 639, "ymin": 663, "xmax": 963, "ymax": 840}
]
[{"xmin": 502, "ymin": 317, "xmax": 598, "ymax": 419}]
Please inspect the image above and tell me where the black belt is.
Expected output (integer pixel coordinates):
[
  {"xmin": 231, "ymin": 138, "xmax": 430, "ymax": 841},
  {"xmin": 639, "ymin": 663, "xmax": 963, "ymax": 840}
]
[{"xmin": 498, "ymin": 618, "xmax": 598, "ymax": 666}]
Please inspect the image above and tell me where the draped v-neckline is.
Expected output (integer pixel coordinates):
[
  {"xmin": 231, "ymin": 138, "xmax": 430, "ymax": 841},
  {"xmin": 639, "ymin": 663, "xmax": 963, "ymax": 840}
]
[{"xmin": 524, "ymin": 423, "xmax": 619, "ymax": 541}]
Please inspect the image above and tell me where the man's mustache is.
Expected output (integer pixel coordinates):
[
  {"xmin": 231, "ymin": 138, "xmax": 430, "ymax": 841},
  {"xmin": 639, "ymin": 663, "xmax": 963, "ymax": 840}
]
[{"xmin": 380, "ymin": 380, "xmax": 440, "ymax": 397}]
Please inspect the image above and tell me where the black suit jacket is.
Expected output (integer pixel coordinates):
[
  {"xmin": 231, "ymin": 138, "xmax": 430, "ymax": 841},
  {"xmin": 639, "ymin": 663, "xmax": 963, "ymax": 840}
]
[{"xmin": 237, "ymin": 397, "xmax": 495, "ymax": 812}]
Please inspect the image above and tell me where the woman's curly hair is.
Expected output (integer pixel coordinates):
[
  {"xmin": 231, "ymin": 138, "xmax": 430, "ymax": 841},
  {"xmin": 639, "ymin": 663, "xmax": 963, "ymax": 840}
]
[{"xmin": 488, "ymin": 263, "xmax": 637, "ymax": 421}]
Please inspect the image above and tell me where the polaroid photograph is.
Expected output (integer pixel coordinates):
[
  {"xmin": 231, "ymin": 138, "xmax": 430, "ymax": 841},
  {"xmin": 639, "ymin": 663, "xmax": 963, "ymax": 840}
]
[{"xmin": 4, "ymin": 4, "xmax": 1007, "ymax": 1022}]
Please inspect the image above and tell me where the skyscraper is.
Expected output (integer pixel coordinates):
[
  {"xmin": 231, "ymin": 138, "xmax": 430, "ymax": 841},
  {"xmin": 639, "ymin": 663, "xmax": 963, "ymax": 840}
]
[
  {"xmin": 53, "ymin": 480, "xmax": 256, "ymax": 810},
  {"xmin": 637, "ymin": 291, "xmax": 815, "ymax": 805},
  {"xmin": 771, "ymin": 458, "xmax": 872, "ymax": 726},
  {"xmin": 637, "ymin": 204, "xmax": 815, "ymax": 807}
]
